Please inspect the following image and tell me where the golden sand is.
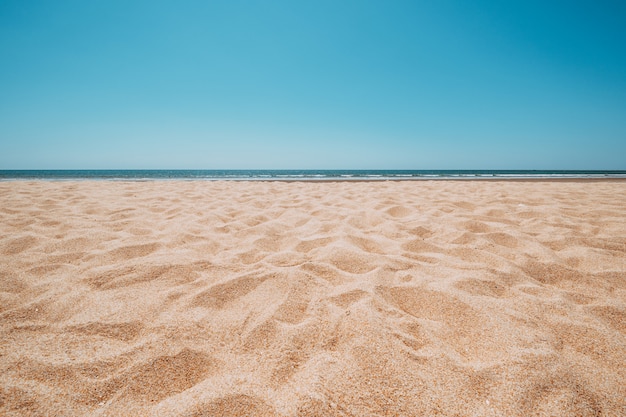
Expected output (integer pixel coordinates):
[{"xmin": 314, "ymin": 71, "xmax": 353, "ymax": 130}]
[{"xmin": 1, "ymin": 180, "xmax": 625, "ymax": 416}]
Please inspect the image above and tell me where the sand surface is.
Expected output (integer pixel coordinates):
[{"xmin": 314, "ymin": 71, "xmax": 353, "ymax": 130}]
[{"xmin": 1, "ymin": 180, "xmax": 625, "ymax": 416}]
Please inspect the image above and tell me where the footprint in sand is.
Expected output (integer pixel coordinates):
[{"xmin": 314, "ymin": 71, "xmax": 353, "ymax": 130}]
[
  {"xmin": 191, "ymin": 273, "xmax": 274, "ymax": 309},
  {"xmin": 65, "ymin": 321, "xmax": 144, "ymax": 342},
  {"xmin": 589, "ymin": 305, "xmax": 626, "ymax": 334},
  {"xmin": 295, "ymin": 237, "xmax": 335, "ymax": 253},
  {"xmin": 516, "ymin": 365, "xmax": 603, "ymax": 417},
  {"xmin": 386, "ymin": 205, "xmax": 412, "ymax": 218},
  {"xmin": 2, "ymin": 235, "xmax": 38, "ymax": 255},
  {"xmin": 106, "ymin": 242, "xmax": 160, "ymax": 261},
  {"xmin": 485, "ymin": 232, "xmax": 519, "ymax": 248},
  {"xmin": 522, "ymin": 260, "xmax": 584, "ymax": 286},
  {"xmin": 461, "ymin": 220, "xmax": 491, "ymax": 233},
  {"xmin": 187, "ymin": 394, "xmax": 275, "ymax": 417},
  {"xmin": 329, "ymin": 289, "xmax": 368, "ymax": 308},
  {"xmin": 454, "ymin": 279, "xmax": 507, "ymax": 298},
  {"xmin": 409, "ymin": 226, "xmax": 434, "ymax": 238},
  {"xmin": 329, "ymin": 248, "xmax": 377, "ymax": 274},
  {"xmin": 120, "ymin": 348, "xmax": 216, "ymax": 404},
  {"xmin": 402, "ymin": 238, "xmax": 441, "ymax": 254}
]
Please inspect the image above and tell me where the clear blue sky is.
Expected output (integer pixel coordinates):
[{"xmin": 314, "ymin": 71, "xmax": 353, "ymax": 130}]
[{"xmin": 1, "ymin": 0, "xmax": 625, "ymax": 169}]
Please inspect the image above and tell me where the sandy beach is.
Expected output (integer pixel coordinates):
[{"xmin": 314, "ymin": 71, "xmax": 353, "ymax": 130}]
[{"xmin": 1, "ymin": 179, "xmax": 625, "ymax": 416}]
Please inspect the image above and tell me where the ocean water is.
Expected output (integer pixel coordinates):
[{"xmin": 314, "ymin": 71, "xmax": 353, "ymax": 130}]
[{"xmin": 1, "ymin": 170, "xmax": 625, "ymax": 181}]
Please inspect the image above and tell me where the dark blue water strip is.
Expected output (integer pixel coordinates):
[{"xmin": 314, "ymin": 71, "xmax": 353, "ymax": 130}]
[{"xmin": 1, "ymin": 170, "xmax": 625, "ymax": 180}]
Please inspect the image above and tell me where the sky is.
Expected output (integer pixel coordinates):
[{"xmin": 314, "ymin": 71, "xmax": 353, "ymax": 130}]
[{"xmin": 1, "ymin": 0, "xmax": 625, "ymax": 169}]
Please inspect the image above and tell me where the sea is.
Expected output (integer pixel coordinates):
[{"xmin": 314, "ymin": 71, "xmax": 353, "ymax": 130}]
[{"xmin": 1, "ymin": 170, "xmax": 625, "ymax": 181}]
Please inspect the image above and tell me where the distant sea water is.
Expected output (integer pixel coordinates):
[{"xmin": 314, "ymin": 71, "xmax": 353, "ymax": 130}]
[{"xmin": 1, "ymin": 170, "xmax": 626, "ymax": 181}]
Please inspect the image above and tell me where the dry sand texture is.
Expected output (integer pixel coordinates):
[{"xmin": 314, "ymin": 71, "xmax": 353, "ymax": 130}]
[{"xmin": 1, "ymin": 180, "xmax": 625, "ymax": 416}]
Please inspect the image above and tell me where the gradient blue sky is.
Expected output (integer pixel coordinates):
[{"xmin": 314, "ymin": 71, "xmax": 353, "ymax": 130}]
[{"xmin": 1, "ymin": 0, "xmax": 625, "ymax": 169}]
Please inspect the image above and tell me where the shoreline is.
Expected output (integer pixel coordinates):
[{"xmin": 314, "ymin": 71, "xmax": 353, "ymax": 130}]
[
  {"xmin": 2, "ymin": 177, "xmax": 626, "ymax": 183},
  {"xmin": 2, "ymin": 169, "xmax": 625, "ymax": 183}
]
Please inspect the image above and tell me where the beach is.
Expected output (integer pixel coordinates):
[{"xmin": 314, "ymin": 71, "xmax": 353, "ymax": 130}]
[{"xmin": 1, "ymin": 179, "xmax": 625, "ymax": 416}]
